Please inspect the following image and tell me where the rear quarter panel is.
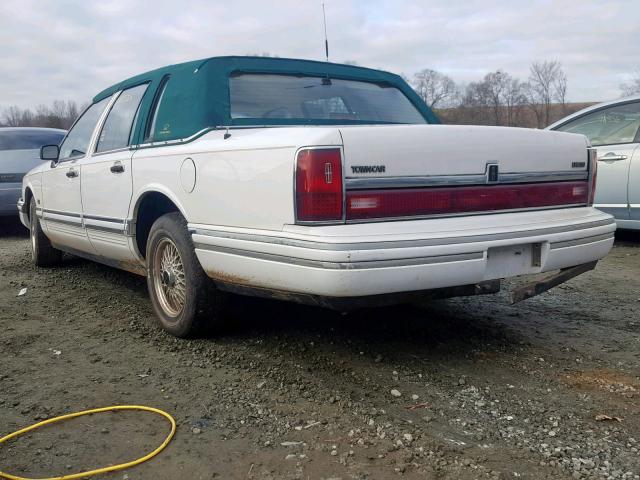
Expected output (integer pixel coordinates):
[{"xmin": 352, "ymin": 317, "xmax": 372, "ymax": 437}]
[{"xmin": 130, "ymin": 127, "xmax": 343, "ymax": 231}]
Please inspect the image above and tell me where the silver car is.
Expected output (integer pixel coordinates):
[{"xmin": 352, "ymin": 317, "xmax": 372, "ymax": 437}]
[
  {"xmin": 0, "ymin": 127, "xmax": 66, "ymax": 216},
  {"xmin": 548, "ymin": 96, "xmax": 640, "ymax": 230}
]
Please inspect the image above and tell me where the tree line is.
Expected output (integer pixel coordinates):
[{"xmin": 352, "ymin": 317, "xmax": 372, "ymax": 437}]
[
  {"xmin": 412, "ymin": 60, "xmax": 570, "ymax": 128},
  {"xmin": 0, "ymin": 100, "xmax": 83, "ymax": 130},
  {"xmin": 412, "ymin": 62, "xmax": 640, "ymax": 128},
  {"xmin": 2, "ymin": 64, "xmax": 639, "ymax": 130}
]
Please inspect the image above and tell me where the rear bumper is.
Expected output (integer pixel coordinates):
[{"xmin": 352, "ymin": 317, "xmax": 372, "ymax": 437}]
[
  {"xmin": 190, "ymin": 207, "xmax": 616, "ymax": 298},
  {"xmin": 0, "ymin": 184, "xmax": 21, "ymax": 216}
]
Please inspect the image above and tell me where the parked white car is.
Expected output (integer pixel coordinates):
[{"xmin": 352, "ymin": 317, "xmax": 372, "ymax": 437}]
[
  {"xmin": 19, "ymin": 56, "xmax": 615, "ymax": 337},
  {"xmin": 548, "ymin": 96, "xmax": 640, "ymax": 230}
]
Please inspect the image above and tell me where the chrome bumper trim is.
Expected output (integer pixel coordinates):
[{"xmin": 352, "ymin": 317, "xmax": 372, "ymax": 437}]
[
  {"xmin": 194, "ymin": 243, "xmax": 484, "ymax": 270},
  {"xmin": 549, "ymin": 232, "xmax": 614, "ymax": 250}
]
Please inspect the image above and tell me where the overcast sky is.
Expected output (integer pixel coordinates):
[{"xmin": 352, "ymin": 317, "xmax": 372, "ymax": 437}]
[{"xmin": 0, "ymin": 0, "xmax": 638, "ymax": 111}]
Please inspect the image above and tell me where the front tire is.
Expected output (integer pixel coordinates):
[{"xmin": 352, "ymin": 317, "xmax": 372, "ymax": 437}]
[
  {"xmin": 29, "ymin": 197, "xmax": 62, "ymax": 267},
  {"xmin": 146, "ymin": 212, "xmax": 226, "ymax": 337}
]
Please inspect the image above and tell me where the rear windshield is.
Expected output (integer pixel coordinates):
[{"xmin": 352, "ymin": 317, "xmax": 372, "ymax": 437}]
[
  {"xmin": 229, "ymin": 74, "xmax": 427, "ymax": 124},
  {"xmin": 0, "ymin": 130, "xmax": 65, "ymax": 151}
]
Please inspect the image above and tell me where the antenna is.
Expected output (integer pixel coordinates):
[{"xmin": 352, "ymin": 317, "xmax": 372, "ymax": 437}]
[{"xmin": 322, "ymin": 3, "xmax": 329, "ymax": 62}]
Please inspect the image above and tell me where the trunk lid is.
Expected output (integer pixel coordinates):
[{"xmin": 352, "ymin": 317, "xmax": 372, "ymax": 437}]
[
  {"xmin": 340, "ymin": 124, "xmax": 589, "ymax": 178},
  {"xmin": 337, "ymin": 125, "xmax": 592, "ymax": 221}
]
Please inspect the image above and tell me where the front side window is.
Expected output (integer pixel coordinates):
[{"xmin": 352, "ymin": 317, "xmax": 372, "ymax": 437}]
[
  {"xmin": 229, "ymin": 74, "xmax": 427, "ymax": 124},
  {"xmin": 59, "ymin": 97, "xmax": 110, "ymax": 160},
  {"xmin": 556, "ymin": 101, "xmax": 640, "ymax": 146},
  {"xmin": 96, "ymin": 84, "xmax": 148, "ymax": 152},
  {"xmin": 0, "ymin": 130, "xmax": 65, "ymax": 151}
]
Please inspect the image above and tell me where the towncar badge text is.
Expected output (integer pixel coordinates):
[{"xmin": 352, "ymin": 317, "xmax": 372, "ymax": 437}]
[
  {"xmin": 351, "ymin": 165, "xmax": 386, "ymax": 174},
  {"xmin": 18, "ymin": 56, "xmax": 615, "ymax": 337}
]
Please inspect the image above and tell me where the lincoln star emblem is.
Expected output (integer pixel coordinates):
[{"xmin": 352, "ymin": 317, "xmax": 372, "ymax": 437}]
[{"xmin": 486, "ymin": 163, "xmax": 499, "ymax": 183}]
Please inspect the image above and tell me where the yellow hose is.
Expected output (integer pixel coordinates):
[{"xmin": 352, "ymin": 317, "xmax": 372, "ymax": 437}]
[{"xmin": 0, "ymin": 405, "xmax": 176, "ymax": 480}]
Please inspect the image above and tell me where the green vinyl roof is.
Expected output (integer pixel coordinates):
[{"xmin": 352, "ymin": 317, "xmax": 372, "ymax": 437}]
[{"xmin": 93, "ymin": 56, "xmax": 440, "ymax": 144}]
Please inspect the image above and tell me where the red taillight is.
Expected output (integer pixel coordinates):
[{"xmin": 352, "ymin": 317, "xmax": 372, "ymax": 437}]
[
  {"xmin": 347, "ymin": 181, "xmax": 589, "ymax": 220},
  {"xmin": 588, "ymin": 149, "xmax": 598, "ymax": 205},
  {"xmin": 295, "ymin": 148, "xmax": 343, "ymax": 222}
]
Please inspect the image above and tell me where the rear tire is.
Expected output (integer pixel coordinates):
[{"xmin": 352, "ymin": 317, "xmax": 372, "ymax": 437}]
[
  {"xmin": 29, "ymin": 197, "xmax": 62, "ymax": 267},
  {"xmin": 146, "ymin": 212, "xmax": 227, "ymax": 337}
]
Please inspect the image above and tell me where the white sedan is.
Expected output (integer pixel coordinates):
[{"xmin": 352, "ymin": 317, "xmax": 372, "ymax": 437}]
[
  {"xmin": 548, "ymin": 95, "xmax": 640, "ymax": 230},
  {"xmin": 19, "ymin": 56, "xmax": 615, "ymax": 337}
]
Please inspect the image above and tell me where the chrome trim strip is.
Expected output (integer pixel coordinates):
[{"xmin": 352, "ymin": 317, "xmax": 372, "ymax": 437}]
[
  {"xmin": 83, "ymin": 214, "xmax": 125, "ymax": 223},
  {"xmin": 39, "ymin": 208, "xmax": 130, "ymax": 235},
  {"xmin": 134, "ymin": 127, "xmax": 214, "ymax": 150},
  {"xmin": 550, "ymin": 232, "xmax": 614, "ymax": 250},
  {"xmin": 345, "ymin": 171, "xmax": 588, "ymax": 190},
  {"xmin": 84, "ymin": 223, "xmax": 126, "ymax": 234},
  {"xmin": 42, "ymin": 208, "xmax": 82, "ymax": 218},
  {"xmin": 91, "ymin": 146, "xmax": 132, "ymax": 157},
  {"xmin": 194, "ymin": 243, "xmax": 484, "ymax": 270},
  {"xmin": 45, "ymin": 217, "xmax": 83, "ymax": 228},
  {"xmin": 191, "ymin": 217, "xmax": 615, "ymax": 252}
]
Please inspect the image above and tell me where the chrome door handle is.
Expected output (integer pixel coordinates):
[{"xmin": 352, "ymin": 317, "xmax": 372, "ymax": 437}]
[
  {"xmin": 65, "ymin": 169, "xmax": 78, "ymax": 178},
  {"xmin": 598, "ymin": 153, "xmax": 627, "ymax": 162},
  {"xmin": 110, "ymin": 163, "xmax": 125, "ymax": 174}
]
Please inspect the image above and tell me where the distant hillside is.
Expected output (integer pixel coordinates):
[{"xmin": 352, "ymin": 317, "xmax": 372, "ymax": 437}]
[{"xmin": 435, "ymin": 102, "xmax": 597, "ymax": 128}]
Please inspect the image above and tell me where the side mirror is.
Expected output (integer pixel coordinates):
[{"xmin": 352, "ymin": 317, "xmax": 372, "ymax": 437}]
[{"xmin": 40, "ymin": 144, "xmax": 60, "ymax": 161}]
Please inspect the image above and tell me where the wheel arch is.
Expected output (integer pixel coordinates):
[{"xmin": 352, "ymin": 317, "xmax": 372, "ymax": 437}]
[
  {"xmin": 24, "ymin": 187, "xmax": 34, "ymax": 217},
  {"xmin": 131, "ymin": 188, "xmax": 188, "ymax": 260}
]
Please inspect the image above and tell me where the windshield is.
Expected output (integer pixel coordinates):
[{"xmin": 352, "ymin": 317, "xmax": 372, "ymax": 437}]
[
  {"xmin": 0, "ymin": 130, "xmax": 65, "ymax": 151},
  {"xmin": 229, "ymin": 74, "xmax": 427, "ymax": 124}
]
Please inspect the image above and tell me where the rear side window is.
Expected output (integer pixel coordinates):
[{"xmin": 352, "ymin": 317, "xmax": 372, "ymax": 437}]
[
  {"xmin": 229, "ymin": 74, "xmax": 427, "ymax": 124},
  {"xmin": 556, "ymin": 101, "xmax": 640, "ymax": 146},
  {"xmin": 145, "ymin": 75, "xmax": 170, "ymax": 142},
  {"xmin": 0, "ymin": 130, "xmax": 65, "ymax": 151},
  {"xmin": 59, "ymin": 97, "xmax": 110, "ymax": 161},
  {"xmin": 96, "ymin": 84, "xmax": 148, "ymax": 152}
]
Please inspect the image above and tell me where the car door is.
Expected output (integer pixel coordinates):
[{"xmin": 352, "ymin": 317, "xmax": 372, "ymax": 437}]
[
  {"xmin": 41, "ymin": 97, "xmax": 111, "ymax": 253},
  {"xmin": 554, "ymin": 100, "xmax": 640, "ymax": 222},
  {"xmin": 81, "ymin": 83, "xmax": 149, "ymax": 261},
  {"xmin": 627, "ymin": 140, "xmax": 640, "ymax": 227}
]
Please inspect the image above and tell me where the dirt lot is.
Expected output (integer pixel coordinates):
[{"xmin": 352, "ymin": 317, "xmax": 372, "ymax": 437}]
[{"xmin": 1, "ymin": 218, "xmax": 639, "ymax": 480}]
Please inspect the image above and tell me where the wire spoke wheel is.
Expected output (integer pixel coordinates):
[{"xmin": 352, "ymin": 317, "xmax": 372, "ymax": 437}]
[
  {"xmin": 30, "ymin": 217, "xmax": 37, "ymax": 259},
  {"xmin": 153, "ymin": 238, "xmax": 186, "ymax": 317}
]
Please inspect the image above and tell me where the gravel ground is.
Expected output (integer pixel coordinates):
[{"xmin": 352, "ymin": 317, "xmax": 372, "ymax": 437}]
[{"xmin": 0, "ymin": 217, "xmax": 639, "ymax": 480}]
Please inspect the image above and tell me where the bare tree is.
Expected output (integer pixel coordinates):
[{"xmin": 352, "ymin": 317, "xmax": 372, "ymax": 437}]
[
  {"xmin": 621, "ymin": 70, "xmax": 640, "ymax": 96},
  {"xmin": 460, "ymin": 80, "xmax": 492, "ymax": 125},
  {"xmin": 523, "ymin": 60, "xmax": 567, "ymax": 127},
  {"xmin": 450, "ymin": 70, "xmax": 525, "ymax": 127},
  {"xmin": 554, "ymin": 70, "xmax": 568, "ymax": 114},
  {"xmin": 504, "ymin": 77, "xmax": 526, "ymax": 126},
  {"xmin": 412, "ymin": 69, "xmax": 458, "ymax": 109},
  {"xmin": 3, "ymin": 106, "xmax": 24, "ymax": 127},
  {"xmin": 483, "ymin": 70, "xmax": 512, "ymax": 125}
]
